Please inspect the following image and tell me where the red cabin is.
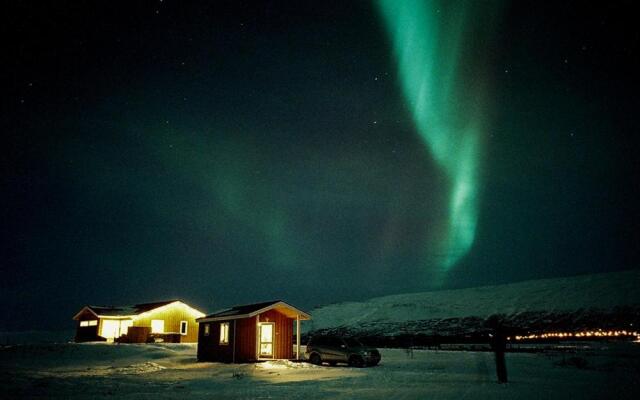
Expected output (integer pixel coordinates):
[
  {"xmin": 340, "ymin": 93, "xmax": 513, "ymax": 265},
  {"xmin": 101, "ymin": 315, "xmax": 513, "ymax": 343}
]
[{"xmin": 196, "ymin": 300, "xmax": 311, "ymax": 363}]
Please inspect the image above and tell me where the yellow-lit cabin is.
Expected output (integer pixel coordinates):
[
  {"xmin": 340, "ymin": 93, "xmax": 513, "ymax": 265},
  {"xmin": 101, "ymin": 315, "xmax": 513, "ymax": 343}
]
[{"xmin": 73, "ymin": 300, "xmax": 205, "ymax": 343}]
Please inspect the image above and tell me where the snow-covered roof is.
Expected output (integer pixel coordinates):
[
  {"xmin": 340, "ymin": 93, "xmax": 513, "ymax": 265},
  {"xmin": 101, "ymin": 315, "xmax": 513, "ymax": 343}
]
[
  {"xmin": 72, "ymin": 300, "xmax": 204, "ymax": 320},
  {"xmin": 197, "ymin": 300, "xmax": 311, "ymax": 323}
]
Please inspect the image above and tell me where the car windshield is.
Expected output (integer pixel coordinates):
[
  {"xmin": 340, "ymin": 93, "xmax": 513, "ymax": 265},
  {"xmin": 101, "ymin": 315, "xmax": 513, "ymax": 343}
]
[{"xmin": 344, "ymin": 337, "xmax": 363, "ymax": 347}]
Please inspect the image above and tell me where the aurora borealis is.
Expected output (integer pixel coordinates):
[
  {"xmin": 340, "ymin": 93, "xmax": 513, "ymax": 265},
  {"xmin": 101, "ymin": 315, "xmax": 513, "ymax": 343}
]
[
  {"xmin": 2, "ymin": 1, "xmax": 639, "ymax": 331},
  {"xmin": 378, "ymin": 0, "xmax": 500, "ymax": 278}
]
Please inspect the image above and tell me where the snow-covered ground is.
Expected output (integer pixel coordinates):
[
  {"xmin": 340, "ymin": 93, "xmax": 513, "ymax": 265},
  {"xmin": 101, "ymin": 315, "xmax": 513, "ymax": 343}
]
[{"xmin": 1, "ymin": 342, "xmax": 639, "ymax": 399}]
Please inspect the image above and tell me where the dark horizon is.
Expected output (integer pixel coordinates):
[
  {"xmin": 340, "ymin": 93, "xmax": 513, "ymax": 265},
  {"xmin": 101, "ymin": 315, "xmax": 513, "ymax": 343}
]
[{"xmin": 2, "ymin": 1, "xmax": 639, "ymax": 331}]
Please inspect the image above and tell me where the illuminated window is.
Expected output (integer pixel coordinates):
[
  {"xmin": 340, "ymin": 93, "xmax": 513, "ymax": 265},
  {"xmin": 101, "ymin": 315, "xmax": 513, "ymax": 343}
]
[
  {"xmin": 120, "ymin": 320, "xmax": 132, "ymax": 335},
  {"xmin": 101, "ymin": 319, "xmax": 120, "ymax": 339},
  {"xmin": 204, "ymin": 324, "xmax": 210, "ymax": 336},
  {"xmin": 80, "ymin": 320, "xmax": 97, "ymax": 327},
  {"xmin": 180, "ymin": 321, "xmax": 188, "ymax": 335},
  {"xmin": 219, "ymin": 322, "xmax": 229, "ymax": 344},
  {"xmin": 151, "ymin": 319, "xmax": 165, "ymax": 333}
]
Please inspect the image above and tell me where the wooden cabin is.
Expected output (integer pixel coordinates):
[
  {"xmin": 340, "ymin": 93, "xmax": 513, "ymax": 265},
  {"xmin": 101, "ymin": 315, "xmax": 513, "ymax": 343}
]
[
  {"xmin": 196, "ymin": 300, "xmax": 311, "ymax": 363},
  {"xmin": 73, "ymin": 300, "xmax": 205, "ymax": 343}
]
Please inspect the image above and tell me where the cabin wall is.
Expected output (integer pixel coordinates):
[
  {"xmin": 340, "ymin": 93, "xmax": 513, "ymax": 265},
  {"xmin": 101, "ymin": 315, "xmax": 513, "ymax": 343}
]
[
  {"xmin": 235, "ymin": 316, "xmax": 257, "ymax": 362},
  {"xmin": 258, "ymin": 309, "xmax": 293, "ymax": 360},
  {"xmin": 75, "ymin": 322, "xmax": 100, "ymax": 342},
  {"xmin": 97, "ymin": 318, "xmax": 105, "ymax": 339},
  {"xmin": 197, "ymin": 320, "xmax": 235, "ymax": 362},
  {"xmin": 74, "ymin": 310, "xmax": 101, "ymax": 342},
  {"xmin": 133, "ymin": 305, "xmax": 199, "ymax": 342}
]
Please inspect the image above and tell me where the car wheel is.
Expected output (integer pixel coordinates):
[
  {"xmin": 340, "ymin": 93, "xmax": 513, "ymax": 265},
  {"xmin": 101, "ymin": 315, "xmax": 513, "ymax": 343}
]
[
  {"xmin": 348, "ymin": 355, "xmax": 365, "ymax": 368},
  {"xmin": 309, "ymin": 353, "xmax": 322, "ymax": 365}
]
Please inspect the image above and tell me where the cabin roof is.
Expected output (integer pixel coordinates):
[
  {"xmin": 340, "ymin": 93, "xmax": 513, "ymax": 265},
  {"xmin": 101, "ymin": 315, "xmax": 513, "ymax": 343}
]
[
  {"xmin": 196, "ymin": 300, "xmax": 311, "ymax": 322},
  {"xmin": 73, "ymin": 299, "xmax": 203, "ymax": 320},
  {"xmin": 215, "ymin": 300, "xmax": 282, "ymax": 317}
]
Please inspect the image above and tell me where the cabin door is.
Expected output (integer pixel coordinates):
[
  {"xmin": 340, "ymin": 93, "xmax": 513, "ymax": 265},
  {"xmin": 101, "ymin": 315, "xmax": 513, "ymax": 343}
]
[{"xmin": 258, "ymin": 323, "xmax": 274, "ymax": 358}]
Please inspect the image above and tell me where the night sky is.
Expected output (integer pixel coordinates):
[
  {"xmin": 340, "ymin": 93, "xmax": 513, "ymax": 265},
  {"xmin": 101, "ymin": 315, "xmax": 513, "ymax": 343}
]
[{"xmin": 2, "ymin": 1, "xmax": 639, "ymax": 331}]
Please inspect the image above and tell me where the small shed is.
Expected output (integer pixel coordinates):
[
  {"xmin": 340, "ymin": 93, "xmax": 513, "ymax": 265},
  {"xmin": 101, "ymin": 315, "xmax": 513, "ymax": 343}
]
[
  {"xmin": 196, "ymin": 300, "xmax": 311, "ymax": 363},
  {"xmin": 73, "ymin": 300, "xmax": 205, "ymax": 343}
]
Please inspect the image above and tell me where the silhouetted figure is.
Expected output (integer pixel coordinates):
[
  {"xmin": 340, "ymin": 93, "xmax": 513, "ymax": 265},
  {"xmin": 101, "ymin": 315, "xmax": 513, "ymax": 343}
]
[{"xmin": 487, "ymin": 315, "xmax": 508, "ymax": 383}]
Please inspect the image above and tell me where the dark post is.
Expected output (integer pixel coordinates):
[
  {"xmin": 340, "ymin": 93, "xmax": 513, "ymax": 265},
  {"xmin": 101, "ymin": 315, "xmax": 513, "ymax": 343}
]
[{"xmin": 487, "ymin": 315, "xmax": 508, "ymax": 384}]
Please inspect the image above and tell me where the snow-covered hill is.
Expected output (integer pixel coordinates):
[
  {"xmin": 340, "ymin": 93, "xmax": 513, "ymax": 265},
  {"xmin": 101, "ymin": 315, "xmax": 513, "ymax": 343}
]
[{"xmin": 305, "ymin": 270, "xmax": 640, "ymax": 337}]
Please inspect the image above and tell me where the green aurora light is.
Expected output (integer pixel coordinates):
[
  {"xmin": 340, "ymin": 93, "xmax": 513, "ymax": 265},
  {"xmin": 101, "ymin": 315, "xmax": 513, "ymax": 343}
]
[{"xmin": 378, "ymin": 0, "xmax": 501, "ymax": 280}]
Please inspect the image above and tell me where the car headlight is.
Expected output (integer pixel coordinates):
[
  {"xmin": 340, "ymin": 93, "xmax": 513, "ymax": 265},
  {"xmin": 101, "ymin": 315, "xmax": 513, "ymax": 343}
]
[{"xmin": 361, "ymin": 351, "xmax": 370, "ymax": 356}]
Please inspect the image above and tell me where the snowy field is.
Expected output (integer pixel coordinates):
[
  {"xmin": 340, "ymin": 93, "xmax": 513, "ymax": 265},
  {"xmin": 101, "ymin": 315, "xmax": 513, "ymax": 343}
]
[{"xmin": 1, "ymin": 342, "xmax": 639, "ymax": 399}]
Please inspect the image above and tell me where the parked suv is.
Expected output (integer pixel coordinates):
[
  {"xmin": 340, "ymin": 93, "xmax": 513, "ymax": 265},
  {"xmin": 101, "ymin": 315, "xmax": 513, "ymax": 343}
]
[{"xmin": 305, "ymin": 335, "xmax": 381, "ymax": 367}]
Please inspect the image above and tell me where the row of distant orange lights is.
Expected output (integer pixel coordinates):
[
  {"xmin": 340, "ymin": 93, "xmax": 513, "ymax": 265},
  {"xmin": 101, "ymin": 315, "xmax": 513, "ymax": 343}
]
[{"xmin": 510, "ymin": 329, "xmax": 640, "ymax": 341}]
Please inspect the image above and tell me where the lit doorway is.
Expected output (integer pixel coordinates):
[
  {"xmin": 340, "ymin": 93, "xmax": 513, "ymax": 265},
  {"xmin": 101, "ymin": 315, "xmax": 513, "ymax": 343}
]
[
  {"xmin": 100, "ymin": 319, "xmax": 132, "ymax": 340},
  {"xmin": 258, "ymin": 323, "xmax": 274, "ymax": 358}
]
